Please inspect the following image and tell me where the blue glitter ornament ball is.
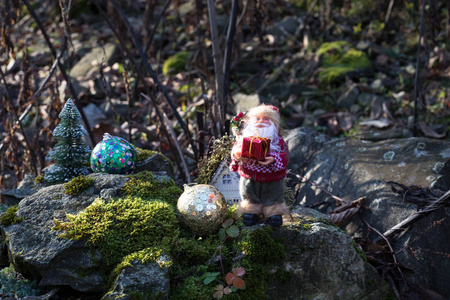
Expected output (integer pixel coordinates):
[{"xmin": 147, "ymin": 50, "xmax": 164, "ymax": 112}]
[{"xmin": 91, "ymin": 133, "xmax": 138, "ymax": 174}]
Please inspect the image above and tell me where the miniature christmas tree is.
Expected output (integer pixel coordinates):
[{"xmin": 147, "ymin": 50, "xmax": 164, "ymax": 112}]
[{"xmin": 44, "ymin": 98, "xmax": 91, "ymax": 183}]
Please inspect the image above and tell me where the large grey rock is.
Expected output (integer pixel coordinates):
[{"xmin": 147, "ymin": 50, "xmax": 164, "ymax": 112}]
[
  {"xmin": 337, "ymin": 85, "xmax": 360, "ymax": 109},
  {"xmin": 0, "ymin": 174, "xmax": 44, "ymax": 205},
  {"xmin": 135, "ymin": 153, "xmax": 174, "ymax": 177},
  {"xmin": 70, "ymin": 44, "xmax": 118, "ymax": 79},
  {"xmin": 1, "ymin": 173, "xmax": 130, "ymax": 292},
  {"xmin": 286, "ymin": 126, "xmax": 450, "ymax": 298},
  {"xmin": 103, "ymin": 254, "xmax": 171, "ymax": 300},
  {"xmin": 247, "ymin": 207, "xmax": 391, "ymax": 299},
  {"xmin": 232, "ymin": 93, "xmax": 261, "ymax": 113}
]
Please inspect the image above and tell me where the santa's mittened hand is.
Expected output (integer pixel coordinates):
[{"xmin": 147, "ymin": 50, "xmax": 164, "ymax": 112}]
[
  {"xmin": 258, "ymin": 156, "xmax": 274, "ymax": 165},
  {"xmin": 234, "ymin": 151, "xmax": 242, "ymax": 160}
]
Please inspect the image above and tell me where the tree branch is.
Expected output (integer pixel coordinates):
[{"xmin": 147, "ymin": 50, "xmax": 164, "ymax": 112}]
[
  {"xmin": 376, "ymin": 189, "xmax": 450, "ymax": 242},
  {"xmin": 22, "ymin": 0, "xmax": 96, "ymax": 146}
]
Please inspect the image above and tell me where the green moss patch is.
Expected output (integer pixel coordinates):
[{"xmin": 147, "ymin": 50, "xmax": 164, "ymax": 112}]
[
  {"xmin": 162, "ymin": 51, "xmax": 189, "ymax": 75},
  {"xmin": 122, "ymin": 171, "xmax": 182, "ymax": 208},
  {"xmin": 135, "ymin": 147, "xmax": 158, "ymax": 162},
  {"xmin": 316, "ymin": 41, "xmax": 371, "ymax": 84},
  {"xmin": 64, "ymin": 175, "xmax": 94, "ymax": 196},
  {"xmin": 53, "ymin": 197, "xmax": 179, "ymax": 267},
  {"xmin": 0, "ymin": 206, "xmax": 23, "ymax": 226},
  {"xmin": 239, "ymin": 226, "xmax": 285, "ymax": 265},
  {"xmin": 196, "ymin": 135, "xmax": 235, "ymax": 184}
]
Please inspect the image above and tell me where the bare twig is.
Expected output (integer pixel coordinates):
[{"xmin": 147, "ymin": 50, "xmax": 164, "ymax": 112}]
[
  {"xmin": 412, "ymin": 0, "xmax": 426, "ymax": 136},
  {"xmin": 21, "ymin": 288, "xmax": 60, "ymax": 300},
  {"xmin": 385, "ymin": 0, "xmax": 395, "ymax": 24},
  {"xmin": 362, "ymin": 217, "xmax": 407, "ymax": 298},
  {"xmin": 107, "ymin": 0, "xmax": 198, "ymax": 160},
  {"xmin": 289, "ymin": 172, "xmax": 346, "ymax": 204},
  {"xmin": 206, "ymin": 0, "xmax": 225, "ymax": 137},
  {"xmin": 92, "ymin": 0, "xmax": 189, "ymax": 182},
  {"xmin": 141, "ymin": 93, "xmax": 191, "ymax": 183},
  {"xmin": 22, "ymin": 0, "xmax": 96, "ymax": 146},
  {"xmin": 0, "ymin": 65, "xmax": 37, "ymax": 175},
  {"xmin": 377, "ymin": 189, "xmax": 450, "ymax": 242},
  {"xmin": 222, "ymin": 0, "xmax": 239, "ymax": 122},
  {"xmin": 131, "ymin": 0, "xmax": 172, "ymax": 112}
]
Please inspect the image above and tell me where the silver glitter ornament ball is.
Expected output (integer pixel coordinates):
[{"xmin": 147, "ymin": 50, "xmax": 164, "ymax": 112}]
[{"xmin": 177, "ymin": 184, "xmax": 228, "ymax": 236}]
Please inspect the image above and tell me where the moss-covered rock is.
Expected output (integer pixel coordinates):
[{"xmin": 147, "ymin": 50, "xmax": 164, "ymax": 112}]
[
  {"xmin": 316, "ymin": 41, "xmax": 371, "ymax": 84},
  {"xmin": 122, "ymin": 171, "xmax": 182, "ymax": 208},
  {"xmin": 54, "ymin": 196, "xmax": 179, "ymax": 267},
  {"xmin": 64, "ymin": 175, "xmax": 94, "ymax": 196},
  {"xmin": 0, "ymin": 206, "xmax": 23, "ymax": 226},
  {"xmin": 104, "ymin": 248, "xmax": 171, "ymax": 300},
  {"xmin": 162, "ymin": 51, "xmax": 189, "ymax": 75}
]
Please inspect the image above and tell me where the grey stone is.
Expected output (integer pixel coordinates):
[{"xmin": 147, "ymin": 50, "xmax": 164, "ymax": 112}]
[
  {"xmin": 243, "ymin": 207, "xmax": 391, "ymax": 299},
  {"xmin": 370, "ymin": 79, "xmax": 383, "ymax": 90},
  {"xmin": 288, "ymin": 127, "xmax": 450, "ymax": 298},
  {"xmin": 0, "ymin": 188, "xmax": 36, "ymax": 206},
  {"xmin": 231, "ymin": 93, "xmax": 261, "ymax": 113},
  {"xmin": 103, "ymin": 255, "xmax": 171, "ymax": 300},
  {"xmin": 135, "ymin": 153, "xmax": 174, "ymax": 177},
  {"xmin": 83, "ymin": 103, "xmax": 107, "ymax": 129},
  {"xmin": 358, "ymin": 92, "xmax": 385, "ymax": 107},
  {"xmin": 337, "ymin": 85, "xmax": 360, "ymax": 109},
  {"xmin": 70, "ymin": 44, "xmax": 118, "ymax": 79},
  {"xmin": 266, "ymin": 16, "xmax": 303, "ymax": 39},
  {"xmin": 99, "ymin": 98, "xmax": 130, "ymax": 119},
  {"xmin": 1, "ymin": 173, "xmax": 130, "ymax": 292}
]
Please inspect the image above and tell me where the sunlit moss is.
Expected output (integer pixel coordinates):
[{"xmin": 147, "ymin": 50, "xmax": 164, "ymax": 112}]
[
  {"xmin": 64, "ymin": 175, "xmax": 94, "ymax": 196},
  {"xmin": 122, "ymin": 171, "xmax": 182, "ymax": 208},
  {"xmin": 34, "ymin": 174, "xmax": 44, "ymax": 183},
  {"xmin": 135, "ymin": 147, "xmax": 158, "ymax": 162},
  {"xmin": 316, "ymin": 41, "xmax": 371, "ymax": 84},
  {"xmin": 53, "ymin": 197, "xmax": 179, "ymax": 268},
  {"xmin": 162, "ymin": 51, "xmax": 189, "ymax": 75},
  {"xmin": 0, "ymin": 206, "xmax": 23, "ymax": 226}
]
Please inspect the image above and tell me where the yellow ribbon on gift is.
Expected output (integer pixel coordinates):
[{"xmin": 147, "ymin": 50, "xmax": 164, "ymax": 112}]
[{"xmin": 248, "ymin": 134, "xmax": 270, "ymax": 160}]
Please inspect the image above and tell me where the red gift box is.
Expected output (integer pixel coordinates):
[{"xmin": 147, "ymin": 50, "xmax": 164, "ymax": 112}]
[{"xmin": 242, "ymin": 136, "xmax": 271, "ymax": 160}]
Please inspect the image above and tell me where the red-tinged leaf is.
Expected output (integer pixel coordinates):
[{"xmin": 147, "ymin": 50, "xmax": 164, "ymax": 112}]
[
  {"xmin": 232, "ymin": 276, "xmax": 246, "ymax": 289},
  {"xmin": 225, "ymin": 273, "xmax": 235, "ymax": 285},
  {"xmin": 233, "ymin": 267, "xmax": 245, "ymax": 277}
]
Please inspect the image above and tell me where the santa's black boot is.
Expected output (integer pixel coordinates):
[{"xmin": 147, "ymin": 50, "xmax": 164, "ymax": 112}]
[
  {"xmin": 268, "ymin": 215, "xmax": 282, "ymax": 227},
  {"xmin": 243, "ymin": 213, "xmax": 260, "ymax": 226}
]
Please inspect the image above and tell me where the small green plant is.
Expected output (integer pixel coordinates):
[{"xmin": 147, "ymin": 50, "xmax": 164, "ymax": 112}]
[
  {"xmin": 0, "ymin": 206, "xmax": 23, "ymax": 226},
  {"xmin": 162, "ymin": 51, "xmax": 189, "ymax": 75},
  {"xmin": 64, "ymin": 175, "xmax": 94, "ymax": 196},
  {"xmin": 34, "ymin": 174, "xmax": 44, "ymax": 183},
  {"xmin": 0, "ymin": 266, "xmax": 41, "ymax": 297},
  {"xmin": 203, "ymin": 215, "xmax": 247, "ymax": 299}
]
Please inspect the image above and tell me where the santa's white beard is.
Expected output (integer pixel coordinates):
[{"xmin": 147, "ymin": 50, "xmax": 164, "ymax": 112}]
[{"xmin": 241, "ymin": 121, "xmax": 280, "ymax": 152}]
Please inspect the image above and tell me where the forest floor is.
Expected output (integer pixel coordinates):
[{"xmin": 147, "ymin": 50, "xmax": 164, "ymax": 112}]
[{"xmin": 0, "ymin": 0, "xmax": 449, "ymax": 187}]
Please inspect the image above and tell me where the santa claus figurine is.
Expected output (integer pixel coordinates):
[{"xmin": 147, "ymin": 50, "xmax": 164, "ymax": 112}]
[{"xmin": 230, "ymin": 104, "xmax": 290, "ymax": 227}]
